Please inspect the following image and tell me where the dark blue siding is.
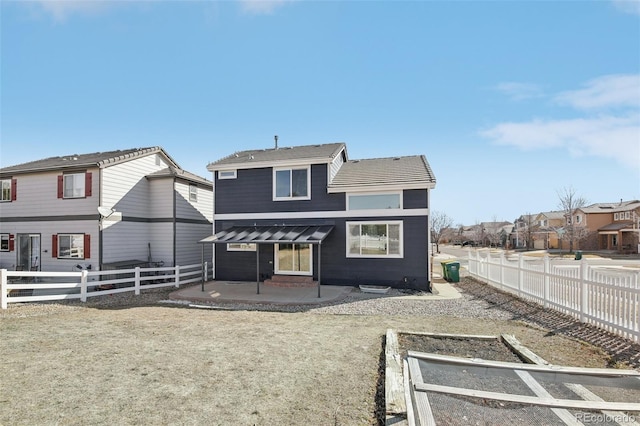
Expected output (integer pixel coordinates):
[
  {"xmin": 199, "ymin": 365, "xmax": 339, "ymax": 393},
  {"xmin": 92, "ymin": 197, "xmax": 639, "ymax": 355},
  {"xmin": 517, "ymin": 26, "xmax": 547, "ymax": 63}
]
[
  {"xmin": 213, "ymin": 215, "xmax": 430, "ymax": 290},
  {"xmin": 404, "ymin": 189, "xmax": 428, "ymax": 209},
  {"xmin": 215, "ymin": 164, "xmax": 345, "ymax": 214}
]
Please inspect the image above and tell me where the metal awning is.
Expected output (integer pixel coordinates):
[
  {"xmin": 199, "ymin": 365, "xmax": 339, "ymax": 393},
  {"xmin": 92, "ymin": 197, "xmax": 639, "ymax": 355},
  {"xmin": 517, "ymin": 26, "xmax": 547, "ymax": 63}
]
[
  {"xmin": 199, "ymin": 225, "xmax": 334, "ymax": 245},
  {"xmin": 199, "ymin": 225, "xmax": 334, "ymax": 298}
]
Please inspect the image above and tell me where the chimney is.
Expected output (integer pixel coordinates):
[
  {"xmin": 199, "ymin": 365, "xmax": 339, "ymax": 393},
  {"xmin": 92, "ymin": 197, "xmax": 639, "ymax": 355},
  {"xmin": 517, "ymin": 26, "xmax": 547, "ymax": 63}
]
[{"xmin": 274, "ymin": 135, "xmax": 278, "ymax": 149}]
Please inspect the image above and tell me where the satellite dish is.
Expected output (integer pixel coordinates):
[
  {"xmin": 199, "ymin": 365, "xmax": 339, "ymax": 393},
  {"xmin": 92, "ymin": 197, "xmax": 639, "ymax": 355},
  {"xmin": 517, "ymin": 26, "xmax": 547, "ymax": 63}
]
[{"xmin": 98, "ymin": 206, "xmax": 115, "ymax": 218}]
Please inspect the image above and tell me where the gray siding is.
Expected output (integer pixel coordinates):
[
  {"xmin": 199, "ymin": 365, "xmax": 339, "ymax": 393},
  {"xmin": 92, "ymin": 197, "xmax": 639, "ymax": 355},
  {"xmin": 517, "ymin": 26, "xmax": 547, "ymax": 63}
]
[{"xmin": 404, "ymin": 189, "xmax": 428, "ymax": 209}]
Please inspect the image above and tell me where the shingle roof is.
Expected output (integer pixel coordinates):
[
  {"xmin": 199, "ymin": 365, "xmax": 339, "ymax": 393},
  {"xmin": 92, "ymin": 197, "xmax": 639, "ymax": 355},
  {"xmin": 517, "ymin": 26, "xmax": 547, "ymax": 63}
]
[
  {"xmin": 328, "ymin": 155, "xmax": 436, "ymax": 191},
  {"xmin": 207, "ymin": 143, "xmax": 346, "ymax": 170},
  {"xmin": 0, "ymin": 147, "xmax": 178, "ymax": 175},
  {"xmin": 579, "ymin": 200, "xmax": 640, "ymax": 214}
]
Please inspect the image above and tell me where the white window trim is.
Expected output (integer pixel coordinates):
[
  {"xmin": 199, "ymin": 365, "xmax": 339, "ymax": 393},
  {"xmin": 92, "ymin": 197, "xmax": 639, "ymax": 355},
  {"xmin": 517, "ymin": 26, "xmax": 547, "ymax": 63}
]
[
  {"xmin": 624, "ymin": 211, "xmax": 630, "ymax": 220},
  {"xmin": 189, "ymin": 185, "xmax": 198, "ymax": 202},
  {"xmin": 0, "ymin": 234, "xmax": 9, "ymax": 252},
  {"xmin": 272, "ymin": 166, "xmax": 311, "ymax": 201},
  {"xmin": 346, "ymin": 220, "xmax": 403, "ymax": 259},
  {"xmin": 346, "ymin": 191, "xmax": 403, "ymax": 211},
  {"xmin": 218, "ymin": 170, "xmax": 237, "ymax": 180},
  {"xmin": 614, "ymin": 213, "xmax": 619, "ymax": 220},
  {"xmin": 0, "ymin": 179, "xmax": 11, "ymax": 202},
  {"xmin": 227, "ymin": 243, "xmax": 256, "ymax": 252},
  {"xmin": 58, "ymin": 234, "xmax": 85, "ymax": 259},
  {"xmin": 63, "ymin": 173, "xmax": 85, "ymax": 199}
]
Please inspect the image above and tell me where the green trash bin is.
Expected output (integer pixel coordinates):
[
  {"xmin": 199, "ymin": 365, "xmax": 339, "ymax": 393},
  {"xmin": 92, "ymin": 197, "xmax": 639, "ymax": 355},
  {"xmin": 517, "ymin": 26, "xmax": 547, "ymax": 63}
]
[
  {"xmin": 441, "ymin": 260, "xmax": 453, "ymax": 280},
  {"xmin": 574, "ymin": 250, "xmax": 582, "ymax": 260},
  {"xmin": 445, "ymin": 261, "xmax": 460, "ymax": 283}
]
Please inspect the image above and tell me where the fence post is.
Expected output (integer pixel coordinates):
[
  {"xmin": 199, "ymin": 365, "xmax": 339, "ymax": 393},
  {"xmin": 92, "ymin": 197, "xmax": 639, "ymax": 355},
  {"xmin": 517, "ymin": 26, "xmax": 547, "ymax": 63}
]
[
  {"xmin": 175, "ymin": 265, "xmax": 180, "ymax": 288},
  {"xmin": 135, "ymin": 267, "xmax": 141, "ymax": 295},
  {"xmin": 1, "ymin": 269, "xmax": 7, "ymax": 309},
  {"xmin": 580, "ymin": 259, "xmax": 588, "ymax": 323},
  {"xmin": 204, "ymin": 261, "xmax": 208, "ymax": 282},
  {"xmin": 80, "ymin": 270, "xmax": 88, "ymax": 302},
  {"xmin": 518, "ymin": 254, "xmax": 524, "ymax": 296},
  {"xmin": 543, "ymin": 255, "xmax": 550, "ymax": 309},
  {"xmin": 499, "ymin": 252, "xmax": 504, "ymax": 289}
]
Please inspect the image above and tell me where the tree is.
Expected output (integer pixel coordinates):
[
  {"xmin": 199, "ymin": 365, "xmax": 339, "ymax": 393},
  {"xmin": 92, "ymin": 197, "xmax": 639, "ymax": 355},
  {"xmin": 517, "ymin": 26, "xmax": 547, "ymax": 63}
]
[
  {"xmin": 557, "ymin": 186, "xmax": 588, "ymax": 253},
  {"xmin": 430, "ymin": 211, "xmax": 454, "ymax": 253}
]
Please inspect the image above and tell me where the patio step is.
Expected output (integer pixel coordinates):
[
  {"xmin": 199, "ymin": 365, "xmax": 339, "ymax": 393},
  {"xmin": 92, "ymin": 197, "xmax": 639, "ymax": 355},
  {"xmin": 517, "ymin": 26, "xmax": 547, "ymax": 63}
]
[{"xmin": 264, "ymin": 275, "xmax": 317, "ymax": 288}]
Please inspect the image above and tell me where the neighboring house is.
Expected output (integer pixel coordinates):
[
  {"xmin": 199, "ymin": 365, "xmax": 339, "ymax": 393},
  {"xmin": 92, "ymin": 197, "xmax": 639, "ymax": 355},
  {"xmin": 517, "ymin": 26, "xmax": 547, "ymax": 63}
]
[
  {"xmin": 0, "ymin": 147, "xmax": 213, "ymax": 272},
  {"xmin": 203, "ymin": 142, "xmax": 436, "ymax": 290},
  {"xmin": 480, "ymin": 221, "xmax": 513, "ymax": 247},
  {"xmin": 531, "ymin": 211, "xmax": 565, "ymax": 249},
  {"xmin": 511, "ymin": 214, "xmax": 537, "ymax": 249},
  {"xmin": 576, "ymin": 200, "xmax": 640, "ymax": 253}
]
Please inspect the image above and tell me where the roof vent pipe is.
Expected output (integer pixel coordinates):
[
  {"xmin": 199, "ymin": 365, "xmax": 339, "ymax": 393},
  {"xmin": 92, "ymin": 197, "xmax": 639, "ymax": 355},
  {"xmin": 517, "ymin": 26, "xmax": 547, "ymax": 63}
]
[{"xmin": 275, "ymin": 135, "xmax": 278, "ymax": 149}]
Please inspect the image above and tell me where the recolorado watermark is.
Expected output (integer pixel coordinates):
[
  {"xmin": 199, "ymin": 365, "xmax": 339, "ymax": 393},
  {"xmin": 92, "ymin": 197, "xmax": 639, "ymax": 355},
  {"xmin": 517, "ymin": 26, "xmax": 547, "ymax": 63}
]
[{"xmin": 575, "ymin": 412, "xmax": 637, "ymax": 423}]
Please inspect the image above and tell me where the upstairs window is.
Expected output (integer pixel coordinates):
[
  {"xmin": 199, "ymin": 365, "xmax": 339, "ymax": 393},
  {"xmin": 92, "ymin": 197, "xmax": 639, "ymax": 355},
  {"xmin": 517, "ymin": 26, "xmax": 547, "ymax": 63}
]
[
  {"xmin": 58, "ymin": 172, "xmax": 92, "ymax": 199},
  {"xmin": 218, "ymin": 170, "xmax": 237, "ymax": 180},
  {"xmin": 575, "ymin": 215, "xmax": 582, "ymax": 224},
  {"xmin": 0, "ymin": 178, "xmax": 16, "ymax": 202},
  {"xmin": 273, "ymin": 167, "xmax": 310, "ymax": 200},
  {"xmin": 625, "ymin": 211, "xmax": 631, "ymax": 220},
  {"xmin": 614, "ymin": 213, "xmax": 619, "ymax": 220},
  {"xmin": 189, "ymin": 185, "xmax": 198, "ymax": 202},
  {"xmin": 347, "ymin": 192, "xmax": 401, "ymax": 210}
]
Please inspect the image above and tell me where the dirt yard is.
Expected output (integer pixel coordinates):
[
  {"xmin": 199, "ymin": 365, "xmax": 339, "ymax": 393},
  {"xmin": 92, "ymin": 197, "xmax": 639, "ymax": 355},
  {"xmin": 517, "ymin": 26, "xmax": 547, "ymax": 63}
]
[{"xmin": 0, "ymin": 293, "xmax": 622, "ymax": 426}]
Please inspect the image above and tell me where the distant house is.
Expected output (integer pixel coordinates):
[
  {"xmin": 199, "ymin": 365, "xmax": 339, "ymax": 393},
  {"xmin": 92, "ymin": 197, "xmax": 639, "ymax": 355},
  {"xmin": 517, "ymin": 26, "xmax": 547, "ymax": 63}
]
[
  {"xmin": 203, "ymin": 143, "xmax": 436, "ymax": 290},
  {"xmin": 0, "ymin": 147, "xmax": 213, "ymax": 272},
  {"xmin": 511, "ymin": 214, "xmax": 537, "ymax": 249},
  {"xmin": 576, "ymin": 200, "xmax": 640, "ymax": 253},
  {"xmin": 531, "ymin": 211, "xmax": 565, "ymax": 249}
]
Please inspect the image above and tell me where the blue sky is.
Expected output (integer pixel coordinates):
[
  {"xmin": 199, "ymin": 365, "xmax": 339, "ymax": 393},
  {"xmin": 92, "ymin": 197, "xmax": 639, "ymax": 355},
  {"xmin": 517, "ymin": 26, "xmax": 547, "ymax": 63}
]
[{"xmin": 1, "ymin": 0, "xmax": 639, "ymax": 226}]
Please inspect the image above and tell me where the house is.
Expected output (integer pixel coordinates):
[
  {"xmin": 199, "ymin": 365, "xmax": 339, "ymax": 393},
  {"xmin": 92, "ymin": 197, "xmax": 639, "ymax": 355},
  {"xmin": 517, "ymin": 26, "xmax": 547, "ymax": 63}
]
[
  {"xmin": 480, "ymin": 221, "xmax": 513, "ymax": 247},
  {"xmin": 0, "ymin": 147, "xmax": 213, "ymax": 272},
  {"xmin": 531, "ymin": 211, "xmax": 565, "ymax": 249},
  {"xmin": 575, "ymin": 200, "xmax": 640, "ymax": 253},
  {"xmin": 203, "ymin": 142, "xmax": 436, "ymax": 290},
  {"xmin": 510, "ymin": 214, "xmax": 537, "ymax": 249}
]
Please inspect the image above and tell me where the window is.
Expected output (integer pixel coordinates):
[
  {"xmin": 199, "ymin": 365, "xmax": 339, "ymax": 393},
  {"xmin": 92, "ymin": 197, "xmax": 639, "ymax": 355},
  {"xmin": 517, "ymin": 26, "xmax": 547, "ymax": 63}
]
[
  {"xmin": 625, "ymin": 211, "xmax": 631, "ymax": 220},
  {"xmin": 347, "ymin": 193, "xmax": 401, "ymax": 210},
  {"xmin": 55, "ymin": 234, "xmax": 87, "ymax": 259},
  {"xmin": 0, "ymin": 234, "xmax": 10, "ymax": 251},
  {"xmin": 575, "ymin": 215, "xmax": 582, "ymax": 224},
  {"xmin": 539, "ymin": 220, "xmax": 546, "ymax": 227},
  {"xmin": 614, "ymin": 213, "xmax": 619, "ymax": 220},
  {"xmin": 58, "ymin": 172, "xmax": 91, "ymax": 199},
  {"xmin": 273, "ymin": 167, "xmax": 310, "ymax": 200},
  {"xmin": 189, "ymin": 185, "xmax": 198, "ymax": 202},
  {"xmin": 218, "ymin": 170, "xmax": 237, "ymax": 180},
  {"xmin": 227, "ymin": 243, "xmax": 256, "ymax": 251},
  {"xmin": 1, "ymin": 179, "xmax": 16, "ymax": 202},
  {"xmin": 347, "ymin": 221, "xmax": 402, "ymax": 258}
]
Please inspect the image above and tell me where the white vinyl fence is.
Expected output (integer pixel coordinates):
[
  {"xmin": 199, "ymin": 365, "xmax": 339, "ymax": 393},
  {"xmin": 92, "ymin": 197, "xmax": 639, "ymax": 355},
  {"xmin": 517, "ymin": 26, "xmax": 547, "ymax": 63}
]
[
  {"xmin": 1, "ymin": 263, "xmax": 210, "ymax": 309},
  {"xmin": 468, "ymin": 251, "xmax": 640, "ymax": 343}
]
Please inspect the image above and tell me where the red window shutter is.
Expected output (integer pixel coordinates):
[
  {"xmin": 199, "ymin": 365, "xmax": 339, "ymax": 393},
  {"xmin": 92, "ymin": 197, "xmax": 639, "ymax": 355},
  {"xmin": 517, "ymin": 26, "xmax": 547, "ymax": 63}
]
[
  {"xmin": 9, "ymin": 234, "xmax": 14, "ymax": 252},
  {"xmin": 52, "ymin": 235, "xmax": 58, "ymax": 258},
  {"xmin": 57, "ymin": 175, "xmax": 64, "ymax": 198},
  {"xmin": 84, "ymin": 234, "xmax": 91, "ymax": 259},
  {"xmin": 85, "ymin": 172, "xmax": 92, "ymax": 197},
  {"xmin": 11, "ymin": 178, "xmax": 17, "ymax": 201}
]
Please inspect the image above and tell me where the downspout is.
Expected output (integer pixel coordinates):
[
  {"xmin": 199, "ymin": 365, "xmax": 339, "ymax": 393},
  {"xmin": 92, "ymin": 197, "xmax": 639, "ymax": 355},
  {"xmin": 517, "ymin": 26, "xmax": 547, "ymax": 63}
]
[
  {"xmin": 172, "ymin": 177, "xmax": 177, "ymax": 267},
  {"xmin": 427, "ymin": 189, "xmax": 432, "ymax": 292},
  {"xmin": 98, "ymin": 168, "xmax": 103, "ymax": 270}
]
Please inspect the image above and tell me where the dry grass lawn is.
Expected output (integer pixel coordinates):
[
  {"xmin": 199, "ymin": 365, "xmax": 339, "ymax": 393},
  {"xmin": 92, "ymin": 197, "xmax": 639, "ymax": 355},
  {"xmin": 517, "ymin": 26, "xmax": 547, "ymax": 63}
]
[{"xmin": 0, "ymin": 303, "xmax": 615, "ymax": 425}]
